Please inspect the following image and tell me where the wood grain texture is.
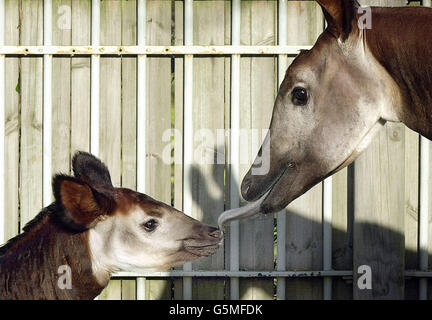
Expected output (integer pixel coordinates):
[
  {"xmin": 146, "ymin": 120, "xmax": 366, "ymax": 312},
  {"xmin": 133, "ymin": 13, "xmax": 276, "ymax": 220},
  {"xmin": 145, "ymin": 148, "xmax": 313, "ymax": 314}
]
[
  {"xmin": 52, "ymin": 0, "xmax": 72, "ymax": 175},
  {"xmin": 98, "ymin": 0, "xmax": 122, "ymax": 300},
  {"xmin": 71, "ymin": 0, "xmax": 90, "ymax": 155},
  {"xmin": 19, "ymin": 0, "xmax": 43, "ymax": 229},
  {"xmin": 284, "ymin": 1, "xmax": 324, "ymax": 300},
  {"xmin": 120, "ymin": 0, "xmax": 137, "ymax": 301},
  {"xmin": 238, "ymin": 0, "xmax": 276, "ymax": 300},
  {"xmin": 190, "ymin": 0, "xmax": 226, "ymax": 300},
  {"xmin": 353, "ymin": 0, "xmax": 407, "ymax": 300},
  {"xmin": 4, "ymin": 0, "xmax": 20, "ymax": 241},
  {"xmin": 144, "ymin": 0, "xmax": 172, "ymax": 300}
]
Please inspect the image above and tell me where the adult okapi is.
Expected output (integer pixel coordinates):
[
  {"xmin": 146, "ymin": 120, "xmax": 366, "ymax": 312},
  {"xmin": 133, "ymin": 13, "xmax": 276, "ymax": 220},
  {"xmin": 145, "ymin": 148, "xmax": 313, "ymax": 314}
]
[
  {"xmin": 0, "ymin": 152, "xmax": 222, "ymax": 300},
  {"xmin": 219, "ymin": 0, "xmax": 432, "ymax": 225}
]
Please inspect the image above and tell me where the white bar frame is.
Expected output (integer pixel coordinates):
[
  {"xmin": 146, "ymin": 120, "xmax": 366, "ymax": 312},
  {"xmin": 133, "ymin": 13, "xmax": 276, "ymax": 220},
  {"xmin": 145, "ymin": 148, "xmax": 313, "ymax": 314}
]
[
  {"xmin": 276, "ymin": 0, "xmax": 288, "ymax": 301},
  {"xmin": 0, "ymin": 45, "xmax": 311, "ymax": 56},
  {"xmin": 0, "ymin": 0, "xmax": 5, "ymax": 244},
  {"xmin": 229, "ymin": 0, "xmax": 241, "ymax": 301},
  {"xmin": 136, "ymin": 0, "xmax": 147, "ymax": 301},
  {"xmin": 43, "ymin": 0, "xmax": 52, "ymax": 207},
  {"xmin": 90, "ymin": 0, "xmax": 100, "ymax": 156},
  {"xmin": 182, "ymin": 0, "xmax": 194, "ymax": 301}
]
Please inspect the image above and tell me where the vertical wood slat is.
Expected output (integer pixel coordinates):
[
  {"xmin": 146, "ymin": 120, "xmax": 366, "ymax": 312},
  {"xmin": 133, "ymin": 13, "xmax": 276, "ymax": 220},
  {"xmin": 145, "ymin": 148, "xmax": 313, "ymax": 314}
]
[
  {"xmin": 90, "ymin": 0, "xmax": 99, "ymax": 156},
  {"xmin": 353, "ymin": 0, "xmax": 406, "ymax": 300},
  {"xmin": 97, "ymin": 0, "xmax": 122, "ymax": 300},
  {"xmin": 71, "ymin": 0, "xmax": 90, "ymax": 155},
  {"xmin": 285, "ymin": 1, "xmax": 323, "ymax": 300},
  {"xmin": 0, "ymin": 0, "xmax": 4, "ymax": 244},
  {"xmin": 190, "ymin": 0, "xmax": 225, "ymax": 300},
  {"xmin": 136, "ymin": 0, "xmax": 146, "ymax": 300},
  {"xmin": 52, "ymin": 0, "xmax": 72, "ymax": 176},
  {"xmin": 4, "ymin": 0, "xmax": 20, "ymax": 242},
  {"xmin": 239, "ymin": 0, "xmax": 275, "ymax": 300},
  {"xmin": 276, "ymin": 0, "xmax": 287, "ymax": 301},
  {"xmin": 121, "ymin": 0, "xmax": 138, "ymax": 301},
  {"xmin": 145, "ymin": 0, "xmax": 172, "ymax": 300},
  {"xmin": 230, "ymin": 0, "xmax": 240, "ymax": 301},
  {"xmin": 20, "ymin": 0, "xmax": 43, "ymax": 229},
  {"xmin": 43, "ymin": 0, "xmax": 52, "ymax": 207},
  {"xmin": 419, "ymin": 0, "xmax": 431, "ymax": 301},
  {"xmin": 182, "ymin": 0, "xmax": 193, "ymax": 301}
]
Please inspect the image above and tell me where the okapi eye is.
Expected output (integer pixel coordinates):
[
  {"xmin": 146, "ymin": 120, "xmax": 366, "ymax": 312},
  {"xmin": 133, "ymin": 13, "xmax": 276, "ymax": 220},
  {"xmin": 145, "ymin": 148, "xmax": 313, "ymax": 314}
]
[
  {"xmin": 142, "ymin": 219, "xmax": 158, "ymax": 232},
  {"xmin": 291, "ymin": 87, "xmax": 309, "ymax": 106}
]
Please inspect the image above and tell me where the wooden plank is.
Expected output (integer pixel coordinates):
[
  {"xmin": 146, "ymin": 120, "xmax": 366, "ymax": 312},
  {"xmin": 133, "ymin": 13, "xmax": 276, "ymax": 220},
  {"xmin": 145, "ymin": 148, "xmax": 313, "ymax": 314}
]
[
  {"xmin": 120, "ymin": 0, "xmax": 137, "ymax": 301},
  {"xmin": 98, "ymin": 0, "xmax": 122, "ymax": 300},
  {"xmin": 52, "ymin": 0, "xmax": 71, "ymax": 175},
  {"xmin": 190, "ymin": 0, "xmax": 226, "ymax": 300},
  {"xmin": 173, "ymin": 0, "xmax": 184, "ymax": 300},
  {"xmin": 19, "ymin": 0, "xmax": 43, "ymax": 229},
  {"xmin": 404, "ymin": 128, "xmax": 419, "ymax": 299},
  {"xmin": 353, "ymin": 0, "xmax": 406, "ymax": 300},
  {"xmin": 238, "ymin": 0, "xmax": 276, "ymax": 300},
  {"xmin": 71, "ymin": 0, "xmax": 90, "ymax": 154},
  {"xmin": 284, "ymin": 1, "xmax": 324, "ymax": 300},
  {"xmin": 144, "ymin": 0, "xmax": 172, "ymax": 301},
  {"xmin": 4, "ymin": 0, "xmax": 20, "ymax": 241}
]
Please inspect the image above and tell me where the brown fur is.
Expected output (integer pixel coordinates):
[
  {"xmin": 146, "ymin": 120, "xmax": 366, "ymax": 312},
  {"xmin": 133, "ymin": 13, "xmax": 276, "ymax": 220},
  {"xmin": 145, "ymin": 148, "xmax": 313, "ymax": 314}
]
[
  {"xmin": 365, "ymin": 6, "xmax": 432, "ymax": 139},
  {"xmin": 0, "ymin": 205, "xmax": 103, "ymax": 300}
]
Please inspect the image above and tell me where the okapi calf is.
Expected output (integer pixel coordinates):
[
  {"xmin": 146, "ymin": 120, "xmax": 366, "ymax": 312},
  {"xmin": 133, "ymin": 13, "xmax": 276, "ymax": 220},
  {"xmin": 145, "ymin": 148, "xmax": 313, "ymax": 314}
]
[{"xmin": 0, "ymin": 152, "xmax": 222, "ymax": 300}]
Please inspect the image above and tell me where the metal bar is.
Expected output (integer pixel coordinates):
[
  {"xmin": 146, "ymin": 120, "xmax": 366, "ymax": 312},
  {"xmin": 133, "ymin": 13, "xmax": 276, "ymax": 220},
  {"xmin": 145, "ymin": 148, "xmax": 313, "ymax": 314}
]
[
  {"xmin": 0, "ymin": 0, "xmax": 5, "ymax": 244},
  {"xmin": 229, "ymin": 0, "xmax": 241, "ymax": 301},
  {"xmin": 182, "ymin": 0, "xmax": 193, "ymax": 301},
  {"xmin": 43, "ymin": 0, "xmax": 52, "ymax": 207},
  {"xmin": 276, "ymin": 0, "xmax": 288, "ymax": 301},
  {"xmin": 136, "ymin": 0, "xmax": 147, "ymax": 301},
  {"xmin": 90, "ymin": 0, "xmax": 100, "ymax": 156},
  {"xmin": 419, "ymin": 0, "xmax": 431, "ymax": 301},
  {"xmin": 113, "ymin": 270, "xmax": 353, "ymax": 278},
  {"xmin": 0, "ymin": 45, "xmax": 311, "ymax": 56},
  {"xmin": 323, "ymin": 176, "xmax": 333, "ymax": 300}
]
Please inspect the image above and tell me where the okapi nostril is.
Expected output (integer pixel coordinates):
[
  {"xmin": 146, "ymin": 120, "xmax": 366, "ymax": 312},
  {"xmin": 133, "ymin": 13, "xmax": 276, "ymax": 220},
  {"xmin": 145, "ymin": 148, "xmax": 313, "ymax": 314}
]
[{"xmin": 209, "ymin": 230, "xmax": 222, "ymax": 238}]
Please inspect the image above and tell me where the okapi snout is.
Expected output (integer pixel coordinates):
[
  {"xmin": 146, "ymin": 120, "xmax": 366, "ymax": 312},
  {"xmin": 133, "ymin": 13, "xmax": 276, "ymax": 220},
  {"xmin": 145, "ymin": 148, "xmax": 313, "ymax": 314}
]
[{"xmin": 0, "ymin": 151, "xmax": 221, "ymax": 300}]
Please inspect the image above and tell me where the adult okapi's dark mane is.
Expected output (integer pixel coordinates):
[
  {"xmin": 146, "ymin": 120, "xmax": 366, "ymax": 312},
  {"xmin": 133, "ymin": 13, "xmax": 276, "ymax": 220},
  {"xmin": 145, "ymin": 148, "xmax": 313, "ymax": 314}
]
[
  {"xmin": 365, "ymin": 6, "xmax": 432, "ymax": 139},
  {"xmin": 0, "ymin": 204, "xmax": 55, "ymax": 257}
]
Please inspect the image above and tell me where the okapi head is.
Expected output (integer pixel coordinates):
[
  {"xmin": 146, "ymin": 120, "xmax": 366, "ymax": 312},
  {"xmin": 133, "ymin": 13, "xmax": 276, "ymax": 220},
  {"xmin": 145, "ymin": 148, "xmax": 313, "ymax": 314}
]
[
  {"xmin": 0, "ymin": 152, "xmax": 221, "ymax": 299},
  {"xmin": 57, "ymin": 152, "xmax": 222, "ymax": 283},
  {"xmin": 235, "ymin": 0, "xmax": 431, "ymax": 216}
]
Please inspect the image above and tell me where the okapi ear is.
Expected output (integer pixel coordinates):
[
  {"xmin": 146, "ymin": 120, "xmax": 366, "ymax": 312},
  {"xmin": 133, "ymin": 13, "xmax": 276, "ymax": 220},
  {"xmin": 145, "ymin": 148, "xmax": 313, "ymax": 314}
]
[
  {"xmin": 72, "ymin": 151, "xmax": 113, "ymax": 187},
  {"xmin": 316, "ymin": 0, "xmax": 360, "ymax": 41},
  {"xmin": 53, "ymin": 175, "xmax": 116, "ymax": 231}
]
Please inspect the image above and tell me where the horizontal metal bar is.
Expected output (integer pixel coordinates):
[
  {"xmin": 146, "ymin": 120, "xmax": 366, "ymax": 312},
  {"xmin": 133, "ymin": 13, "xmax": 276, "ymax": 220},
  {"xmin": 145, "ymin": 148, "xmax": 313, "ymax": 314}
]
[
  {"xmin": 113, "ymin": 270, "xmax": 353, "ymax": 278},
  {"xmin": 111, "ymin": 270, "xmax": 432, "ymax": 279},
  {"xmin": 0, "ymin": 45, "xmax": 311, "ymax": 56}
]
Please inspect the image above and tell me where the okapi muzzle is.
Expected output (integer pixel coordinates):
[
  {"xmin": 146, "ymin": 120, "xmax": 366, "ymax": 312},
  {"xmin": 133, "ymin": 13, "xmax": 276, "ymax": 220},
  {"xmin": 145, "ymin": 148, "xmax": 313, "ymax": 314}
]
[
  {"xmin": 220, "ymin": 0, "xmax": 432, "ymax": 224},
  {"xmin": 0, "ymin": 152, "xmax": 222, "ymax": 300}
]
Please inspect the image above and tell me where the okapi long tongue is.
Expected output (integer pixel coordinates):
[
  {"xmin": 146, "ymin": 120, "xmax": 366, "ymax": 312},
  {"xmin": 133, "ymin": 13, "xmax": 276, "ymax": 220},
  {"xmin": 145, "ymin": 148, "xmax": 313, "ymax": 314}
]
[{"xmin": 217, "ymin": 191, "xmax": 269, "ymax": 230}]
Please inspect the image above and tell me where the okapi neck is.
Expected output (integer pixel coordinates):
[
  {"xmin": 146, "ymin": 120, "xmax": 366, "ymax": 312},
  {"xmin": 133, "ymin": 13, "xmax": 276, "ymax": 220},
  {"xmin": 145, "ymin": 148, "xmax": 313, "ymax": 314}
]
[
  {"xmin": 365, "ymin": 7, "xmax": 432, "ymax": 139},
  {"xmin": 0, "ymin": 205, "xmax": 104, "ymax": 300}
]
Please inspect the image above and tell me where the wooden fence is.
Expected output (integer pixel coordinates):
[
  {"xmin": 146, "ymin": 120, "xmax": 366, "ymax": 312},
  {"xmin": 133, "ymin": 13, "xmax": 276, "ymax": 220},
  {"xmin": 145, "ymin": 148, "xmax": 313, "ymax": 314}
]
[{"xmin": 1, "ymin": 0, "xmax": 431, "ymax": 300}]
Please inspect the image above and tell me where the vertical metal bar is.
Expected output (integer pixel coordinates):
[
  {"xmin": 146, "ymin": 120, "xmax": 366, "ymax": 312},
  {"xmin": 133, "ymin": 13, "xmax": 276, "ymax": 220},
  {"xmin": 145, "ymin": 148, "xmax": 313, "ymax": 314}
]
[
  {"xmin": 43, "ymin": 0, "xmax": 52, "ymax": 207},
  {"xmin": 0, "ymin": 0, "xmax": 5, "ymax": 244},
  {"xmin": 230, "ymin": 0, "xmax": 240, "ymax": 301},
  {"xmin": 91, "ymin": 0, "xmax": 100, "ymax": 156},
  {"xmin": 276, "ymin": 0, "xmax": 287, "ymax": 301},
  {"xmin": 136, "ymin": 0, "xmax": 147, "ymax": 300},
  {"xmin": 183, "ymin": 0, "xmax": 194, "ymax": 301},
  {"xmin": 419, "ymin": 0, "xmax": 430, "ymax": 301},
  {"xmin": 323, "ymin": 177, "xmax": 333, "ymax": 300}
]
